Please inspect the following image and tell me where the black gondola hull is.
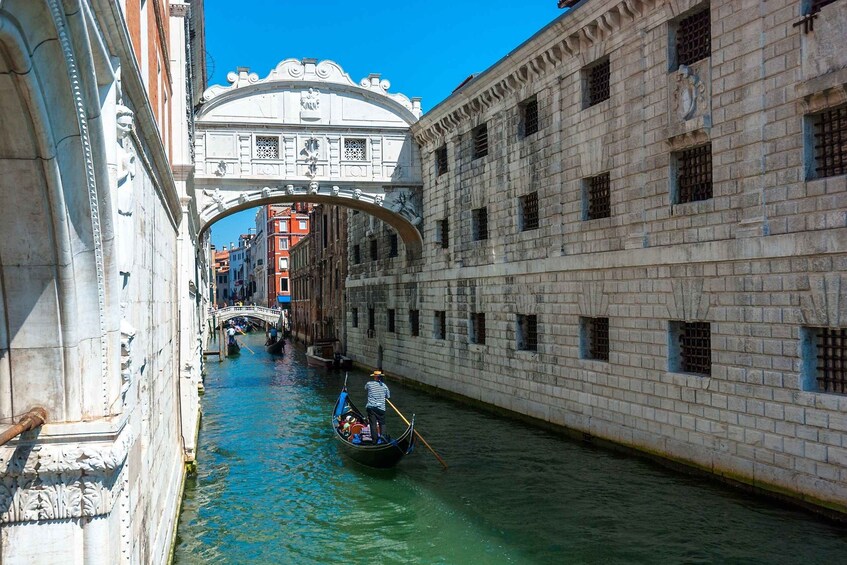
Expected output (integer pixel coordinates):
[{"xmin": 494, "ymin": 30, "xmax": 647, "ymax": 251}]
[
  {"xmin": 227, "ymin": 343, "xmax": 240, "ymax": 356},
  {"xmin": 332, "ymin": 390, "xmax": 415, "ymax": 469},
  {"xmin": 265, "ymin": 339, "xmax": 284, "ymax": 354}
]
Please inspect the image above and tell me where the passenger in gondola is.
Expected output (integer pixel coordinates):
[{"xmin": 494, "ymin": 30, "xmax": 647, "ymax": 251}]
[{"xmin": 365, "ymin": 371, "xmax": 390, "ymax": 443}]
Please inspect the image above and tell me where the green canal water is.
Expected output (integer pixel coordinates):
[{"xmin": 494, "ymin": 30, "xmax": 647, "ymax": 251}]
[{"xmin": 174, "ymin": 333, "xmax": 847, "ymax": 564}]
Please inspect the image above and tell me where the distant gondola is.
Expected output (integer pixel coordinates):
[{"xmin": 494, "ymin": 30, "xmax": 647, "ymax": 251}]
[
  {"xmin": 265, "ymin": 338, "xmax": 284, "ymax": 355},
  {"xmin": 332, "ymin": 386, "xmax": 415, "ymax": 468},
  {"xmin": 227, "ymin": 341, "xmax": 241, "ymax": 356}
]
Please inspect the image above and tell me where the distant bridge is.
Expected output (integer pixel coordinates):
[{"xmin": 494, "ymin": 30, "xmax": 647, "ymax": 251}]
[{"xmin": 211, "ymin": 306, "xmax": 283, "ymax": 327}]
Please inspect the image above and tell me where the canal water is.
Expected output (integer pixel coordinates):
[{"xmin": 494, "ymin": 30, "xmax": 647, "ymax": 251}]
[{"xmin": 174, "ymin": 333, "xmax": 847, "ymax": 564}]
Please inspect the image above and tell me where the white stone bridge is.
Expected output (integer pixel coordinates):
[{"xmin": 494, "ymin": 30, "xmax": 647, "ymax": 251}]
[
  {"xmin": 195, "ymin": 58, "xmax": 425, "ymax": 255},
  {"xmin": 211, "ymin": 305, "xmax": 282, "ymax": 327}
]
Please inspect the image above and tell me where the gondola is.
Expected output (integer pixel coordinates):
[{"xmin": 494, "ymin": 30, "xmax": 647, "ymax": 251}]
[
  {"xmin": 265, "ymin": 337, "xmax": 284, "ymax": 354},
  {"xmin": 332, "ymin": 386, "xmax": 415, "ymax": 468},
  {"xmin": 226, "ymin": 341, "xmax": 241, "ymax": 356}
]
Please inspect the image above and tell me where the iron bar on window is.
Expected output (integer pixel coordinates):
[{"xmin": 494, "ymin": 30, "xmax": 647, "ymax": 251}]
[
  {"xmin": 521, "ymin": 192, "xmax": 539, "ymax": 231},
  {"xmin": 677, "ymin": 144, "xmax": 713, "ymax": 203},
  {"xmin": 676, "ymin": 8, "xmax": 711, "ymax": 67},
  {"xmin": 814, "ymin": 105, "xmax": 847, "ymax": 178},
  {"xmin": 816, "ymin": 328, "xmax": 847, "ymax": 394},
  {"xmin": 587, "ymin": 173, "xmax": 611, "ymax": 219},
  {"xmin": 587, "ymin": 58, "xmax": 611, "ymax": 107},
  {"xmin": 680, "ymin": 321, "xmax": 711, "ymax": 375},
  {"xmin": 473, "ymin": 124, "xmax": 489, "ymax": 159}
]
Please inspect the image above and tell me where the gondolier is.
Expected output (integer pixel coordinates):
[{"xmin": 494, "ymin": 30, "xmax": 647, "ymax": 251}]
[{"xmin": 365, "ymin": 371, "xmax": 389, "ymax": 442}]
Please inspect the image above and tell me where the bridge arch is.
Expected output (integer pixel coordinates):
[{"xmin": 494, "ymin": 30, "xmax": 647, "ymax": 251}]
[
  {"xmin": 194, "ymin": 59, "xmax": 425, "ymax": 256},
  {"xmin": 212, "ymin": 306, "xmax": 282, "ymax": 327}
]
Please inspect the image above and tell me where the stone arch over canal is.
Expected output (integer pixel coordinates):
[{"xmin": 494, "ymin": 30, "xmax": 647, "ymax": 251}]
[{"xmin": 195, "ymin": 58, "xmax": 425, "ymax": 256}]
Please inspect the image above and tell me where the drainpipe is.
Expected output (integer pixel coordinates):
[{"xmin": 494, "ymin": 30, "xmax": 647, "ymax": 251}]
[{"xmin": 0, "ymin": 408, "xmax": 47, "ymax": 446}]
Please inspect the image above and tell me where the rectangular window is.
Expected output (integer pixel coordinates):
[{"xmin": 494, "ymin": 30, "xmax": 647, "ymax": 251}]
[
  {"xmin": 299, "ymin": 220, "xmax": 308, "ymax": 230},
  {"xmin": 368, "ymin": 308, "xmax": 375, "ymax": 332},
  {"xmin": 434, "ymin": 311, "xmax": 446, "ymax": 340},
  {"xmin": 437, "ymin": 219, "xmax": 449, "ymax": 248},
  {"xmin": 410, "ymin": 309, "xmax": 420, "ymax": 337},
  {"xmin": 353, "ymin": 244, "xmax": 361, "ymax": 264},
  {"xmin": 517, "ymin": 314, "xmax": 538, "ymax": 352},
  {"xmin": 255, "ymin": 135, "xmax": 279, "ymax": 159},
  {"xmin": 521, "ymin": 96, "xmax": 539, "ymax": 137},
  {"xmin": 389, "ymin": 234, "xmax": 399, "ymax": 258},
  {"xmin": 581, "ymin": 317, "xmax": 610, "ymax": 361},
  {"xmin": 803, "ymin": 327, "xmax": 847, "ymax": 394},
  {"xmin": 351, "ymin": 308, "xmax": 359, "ymax": 328},
  {"xmin": 472, "ymin": 207, "xmax": 488, "ymax": 241},
  {"xmin": 279, "ymin": 278, "xmax": 289, "ymax": 292},
  {"xmin": 811, "ymin": 105, "xmax": 847, "ymax": 179},
  {"xmin": 674, "ymin": 144, "xmax": 713, "ymax": 204},
  {"xmin": 470, "ymin": 312, "xmax": 486, "ymax": 345},
  {"xmin": 387, "ymin": 309, "xmax": 395, "ymax": 333},
  {"xmin": 585, "ymin": 172, "xmax": 611, "ymax": 220},
  {"xmin": 370, "ymin": 239, "xmax": 378, "ymax": 261},
  {"xmin": 670, "ymin": 321, "xmax": 711, "ymax": 375},
  {"xmin": 279, "ymin": 237, "xmax": 289, "ymax": 250},
  {"xmin": 279, "ymin": 257, "xmax": 288, "ymax": 270},
  {"xmin": 344, "ymin": 138, "xmax": 367, "ymax": 161},
  {"xmin": 279, "ymin": 220, "xmax": 289, "ymax": 232},
  {"xmin": 472, "ymin": 124, "xmax": 488, "ymax": 159},
  {"xmin": 435, "ymin": 145, "xmax": 448, "ymax": 176},
  {"xmin": 520, "ymin": 192, "xmax": 539, "ymax": 231},
  {"xmin": 585, "ymin": 58, "xmax": 611, "ymax": 107},
  {"xmin": 675, "ymin": 7, "xmax": 711, "ymax": 69}
]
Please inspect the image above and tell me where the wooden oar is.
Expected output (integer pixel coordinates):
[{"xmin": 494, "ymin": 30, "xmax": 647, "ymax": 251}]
[
  {"xmin": 386, "ymin": 398, "xmax": 448, "ymax": 469},
  {"xmin": 233, "ymin": 327, "xmax": 255, "ymax": 354}
]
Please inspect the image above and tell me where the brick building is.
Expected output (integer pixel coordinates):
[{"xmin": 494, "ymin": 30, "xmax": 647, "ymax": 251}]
[
  {"xmin": 266, "ymin": 204, "xmax": 311, "ymax": 308},
  {"xmin": 346, "ymin": 0, "xmax": 847, "ymax": 513}
]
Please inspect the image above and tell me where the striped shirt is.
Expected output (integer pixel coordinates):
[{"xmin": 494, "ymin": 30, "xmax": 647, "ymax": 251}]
[{"xmin": 364, "ymin": 380, "xmax": 390, "ymax": 410}]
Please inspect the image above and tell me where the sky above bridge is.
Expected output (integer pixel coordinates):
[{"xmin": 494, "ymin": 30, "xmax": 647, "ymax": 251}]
[{"xmin": 204, "ymin": 0, "xmax": 564, "ymax": 249}]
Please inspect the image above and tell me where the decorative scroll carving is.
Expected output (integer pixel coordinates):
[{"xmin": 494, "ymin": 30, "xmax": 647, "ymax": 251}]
[
  {"xmin": 300, "ymin": 88, "xmax": 321, "ymax": 120},
  {"xmin": 667, "ymin": 59, "xmax": 711, "ymax": 142},
  {"xmin": 302, "ymin": 137, "xmax": 320, "ymax": 178},
  {"xmin": 674, "ymin": 65, "xmax": 704, "ymax": 120}
]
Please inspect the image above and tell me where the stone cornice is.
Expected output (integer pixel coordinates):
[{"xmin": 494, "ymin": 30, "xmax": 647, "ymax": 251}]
[{"xmin": 412, "ymin": 0, "xmax": 661, "ymax": 147}]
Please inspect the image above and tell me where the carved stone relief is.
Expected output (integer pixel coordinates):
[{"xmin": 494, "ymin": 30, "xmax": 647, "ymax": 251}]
[
  {"xmin": 667, "ymin": 59, "xmax": 711, "ymax": 141},
  {"xmin": 384, "ymin": 188, "xmax": 422, "ymax": 226},
  {"xmin": 300, "ymin": 88, "xmax": 321, "ymax": 120},
  {"xmin": 667, "ymin": 279, "xmax": 710, "ymax": 322}
]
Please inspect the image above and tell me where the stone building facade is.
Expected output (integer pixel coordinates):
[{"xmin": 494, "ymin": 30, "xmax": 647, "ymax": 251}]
[{"xmin": 347, "ymin": 0, "xmax": 847, "ymax": 513}]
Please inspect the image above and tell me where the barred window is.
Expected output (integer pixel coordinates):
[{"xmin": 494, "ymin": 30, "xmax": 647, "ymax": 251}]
[
  {"xmin": 585, "ymin": 173, "xmax": 611, "ymax": 220},
  {"xmin": 812, "ymin": 105, "xmax": 847, "ymax": 179},
  {"xmin": 255, "ymin": 135, "xmax": 279, "ymax": 159},
  {"xmin": 370, "ymin": 239, "xmax": 378, "ymax": 261},
  {"xmin": 675, "ymin": 8, "xmax": 711, "ymax": 69},
  {"xmin": 351, "ymin": 308, "xmax": 359, "ymax": 328},
  {"xmin": 368, "ymin": 308, "xmax": 375, "ymax": 332},
  {"xmin": 436, "ymin": 145, "xmax": 448, "ymax": 176},
  {"xmin": 671, "ymin": 321, "xmax": 711, "ymax": 375},
  {"xmin": 521, "ymin": 97, "xmax": 539, "ymax": 137},
  {"xmin": 344, "ymin": 138, "xmax": 367, "ymax": 161},
  {"xmin": 472, "ymin": 124, "xmax": 489, "ymax": 159},
  {"xmin": 410, "ymin": 310, "xmax": 420, "ymax": 337},
  {"xmin": 387, "ymin": 309, "xmax": 395, "ymax": 333},
  {"xmin": 520, "ymin": 192, "xmax": 539, "ymax": 231},
  {"xmin": 807, "ymin": 328, "xmax": 847, "ymax": 394},
  {"xmin": 353, "ymin": 245, "xmax": 361, "ymax": 264},
  {"xmin": 438, "ymin": 219, "xmax": 449, "ymax": 249},
  {"xmin": 389, "ymin": 234, "xmax": 399, "ymax": 258},
  {"xmin": 517, "ymin": 314, "xmax": 538, "ymax": 351},
  {"xmin": 674, "ymin": 144, "xmax": 713, "ymax": 204},
  {"xmin": 582, "ymin": 317, "xmax": 609, "ymax": 361},
  {"xmin": 585, "ymin": 58, "xmax": 611, "ymax": 107},
  {"xmin": 434, "ymin": 311, "xmax": 446, "ymax": 340},
  {"xmin": 472, "ymin": 207, "xmax": 488, "ymax": 241},
  {"xmin": 808, "ymin": 0, "xmax": 838, "ymax": 15},
  {"xmin": 471, "ymin": 312, "xmax": 486, "ymax": 345}
]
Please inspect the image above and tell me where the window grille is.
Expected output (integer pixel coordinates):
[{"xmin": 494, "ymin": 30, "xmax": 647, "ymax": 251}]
[
  {"xmin": 410, "ymin": 310, "xmax": 420, "ymax": 337},
  {"xmin": 585, "ymin": 317, "xmax": 609, "ymax": 361},
  {"xmin": 388, "ymin": 309, "xmax": 395, "ymax": 333},
  {"xmin": 435, "ymin": 311, "xmax": 446, "ymax": 340},
  {"xmin": 370, "ymin": 239, "xmax": 378, "ymax": 261},
  {"xmin": 368, "ymin": 308, "xmax": 375, "ymax": 332},
  {"xmin": 471, "ymin": 312, "xmax": 486, "ymax": 345},
  {"xmin": 522, "ymin": 98, "xmax": 539, "ymax": 137},
  {"xmin": 255, "ymin": 136, "xmax": 279, "ymax": 159},
  {"xmin": 344, "ymin": 138, "xmax": 367, "ymax": 161},
  {"xmin": 809, "ymin": 0, "xmax": 838, "ymax": 14},
  {"xmin": 680, "ymin": 321, "xmax": 711, "ymax": 375},
  {"xmin": 520, "ymin": 192, "xmax": 539, "ymax": 231},
  {"xmin": 586, "ymin": 173, "xmax": 611, "ymax": 219},
  {"xmin": 436, "ymin": 145, "xmax": 448, "ymax": 176},
  {"xmin": 676, "ymin": 8, "xmax": 711, "ymax": 68},
  {"xmin": 813, "ymin": 105, "xmax": 847, "ymax": 178},
  {"xmin": 518, "ymin": 314, "xmax": 538, "ymax": 351},
  {"xmin": 472, "ymin": 124, "xmax": 489, "ymax": 159},
  {"xmin": 472, "ymin": 207, "xmax": 488, "ymax": 241},
  {"xmin": 676, "ymin": 144, "xmax": 713, "ymax": 203},
  {"xmin": 389, "ymin": 234, "xmax": 399, "ymax": 258},
  {"xmin": 815, "ymin": 328, "xmax": 847, "ymax": 394},
  {"xmin": 353, "ymin": 245, "xmax": 361, "ymax": 264},
  {"xmin": 438, "ymin": 219, "xmax": 449, "ymax": 248},
  {"xmin": 586, "ymin": 58, "xmax": 611, "ymax": 107}
]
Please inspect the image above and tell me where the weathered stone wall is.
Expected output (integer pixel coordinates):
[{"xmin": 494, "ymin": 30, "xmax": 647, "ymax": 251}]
[{"xmin": 348, "ymin": 0, "xmax": 847, "ymax": 512}]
